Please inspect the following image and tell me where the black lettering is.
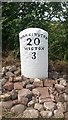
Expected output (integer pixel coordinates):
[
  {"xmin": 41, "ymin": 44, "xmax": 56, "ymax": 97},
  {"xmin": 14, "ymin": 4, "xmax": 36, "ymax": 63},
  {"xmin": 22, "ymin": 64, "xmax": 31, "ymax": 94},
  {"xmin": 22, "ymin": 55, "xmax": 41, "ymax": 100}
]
[
  {"xmin": 27, "ymin": 38, "xmax": 32, "ymax": 45},
  {"xmin": 32, "ymin": 52, "xmax": 36, "ymax": 59},
  {"xmin": 34, "ymin": 38, "xmax": 40, "ymax": 45}
]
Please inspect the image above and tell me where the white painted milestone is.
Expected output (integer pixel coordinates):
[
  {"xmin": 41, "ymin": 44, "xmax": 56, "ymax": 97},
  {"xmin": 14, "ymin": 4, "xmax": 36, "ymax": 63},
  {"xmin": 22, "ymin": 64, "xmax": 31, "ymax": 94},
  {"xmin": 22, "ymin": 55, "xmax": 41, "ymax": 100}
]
[{"xmin": 19, "ymin": 28, "xmax": 48, "ymax": 78}]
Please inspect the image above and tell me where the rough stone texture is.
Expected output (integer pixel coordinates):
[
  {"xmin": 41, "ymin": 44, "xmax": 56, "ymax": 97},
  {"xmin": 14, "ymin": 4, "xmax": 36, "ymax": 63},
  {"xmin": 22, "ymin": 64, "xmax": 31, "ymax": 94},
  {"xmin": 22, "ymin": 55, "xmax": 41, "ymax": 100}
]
[
  {"xmin": 0, "ymin": 78, "xmax": 7, "ymax": 86},
  {"xmin": 0, "ymin": 93, "xmax": 11, "ymax": 101},
  {"xmin": 23, "ymin": 109, "xmax": 39, "ymax": 118},
  {"xmin": 0, "ymin": 91, "xmax": 2, "ymax": 95},
  {"xmin": 6, "ymin": 71, "xmax": 14, "ymax": 77},
  {"xmin": 2, "ymin": 67, "xmax": 6, "ymax": 74},
  {"xmin": 11, "ymin": 104, "xmax": 26, "ymax": 114},
  {"xmin": 32, "ymin": 87, "xmax": 50, "ymax": 97},
  {"xmin": 57, "ymin": 102, "xmax": 65, "ymax": 112},
  {"xmin": 65, "ymin": 112, "xmax": 68, "ymax": 119},
  {"xmin": 0, "ymin": 72, "xmax": 4, "ymax": 79},
  {"xmin": 34, "ymin": 103, "xmax": 43, "ymax": 111},
  {"xmin": 44, "ymin": 79, "xmax": 55, "ymax": 87},
  {"xmin": 18, "ymin": 97, "xmax": 28, "ymax": 105},
  {"xmin": 9, "ymin": 65, "xmax": 16, "ymax": 72},
  {"xmin": 33, "ymin": 78, "xmax": 43, "ymax": 87},
  {"xmin": 59, "ymin": 78, "xmax": 66, "ymax": 86},
  {"xmin": 48, "ymin": 87, "xmax": 55, "ymax": 94},
  {"xmin": 65, "ymin": 87, "xmax": 68, "ymax": 94},
  {"xmin": 44, "ymin": 101, "xmax": 56, "ymax": 111},
  {"xmin": 63, "ymin": 74, "xmax": 68, "ymax": 80},
  {"xmin": 2, "ymin": 100, "xmax": 13, "ymax": 109},
  {"xmin": 14, "ymin": 69, "xmax": 21, "ymax": 76},
  {"xmin": 9, "ymin": 76, "xmax": 14, "ymax": 82},
  {"xmin": 39, "ymin": 97, "xmax": 51, "ymax": 103},
  {"xmin": 22, "ymin": 81, "xmax": 26, "ymax": 88},
  {"xmin": 11, "ymin": 89, "xmax": 18, "ymax": 100},
  {"xmin": 0, "ymin": 102, "xmax": 2, "ymax": 118},
  {"xmin": 32, "ymin": 88, "xmax": 40, "ymax": 96},
  {"xmin": 26, "ymin": 84, "xmax": 34, "ymax": 90},
  {"xmin": 12, "ymin": 99, "xmax": 18, "ymax": 106},
  {"xmin": 55, "ymin": 84, "xmax": 65, "ymax": 91},
  {"xmin": 14, "ymin": 76, "xmax": 22, "ymax": 82},
  {"xmin": 56, "ymin": 94, "xmax": 65, "ymax": 103},
  {"xmin": 3, "ymin": 82, "xmax": 14, "ymax": 91},
  {"xmin": 6, "ymin": 66, "xmax": 10, "ymax": 70},
  {"xmin": 0, "ymin": 82, "xmax": 2, "ymax": 93},
  {"xmin": 18, "ymin": 89, "xmax": 32, "ymax": 100},
  {"xmin": 52, "ymin": 71, "xmax": 59, "ymax": 80},
  {"xmin": 54, "ymin": 110, "xmax": 64, "ymax": 118},
  {"xmin": 40, "ymin": 110, "xmax": 52, "ymax": 118},
  {"xmin": 1, "ymin": 64, "xmax": 68, "ymax": 118},
  {"xmin": 50, "ymin": 94, "xmax": 55, "ymax": 102},
  {"xmin": 14, "ymin": 82, "xmax": 23, "ymax": 90},
  {"xmin": 28, "ymin": 100, "xmax": 35, "ymax": 107},
  {"xmin": 63, "ymin": 93, "xmax": 68, "ymax": 102},
  {"xmin": 32, "ymin": 96, "xmax": 39, "ymax": 103},
  {"xmin": 29, "ymin": 78, "xmax": 34, "ymax": 84},
  {"xmin": 65, "ymin": 102, "xmax": 68, "ymax": 112}
]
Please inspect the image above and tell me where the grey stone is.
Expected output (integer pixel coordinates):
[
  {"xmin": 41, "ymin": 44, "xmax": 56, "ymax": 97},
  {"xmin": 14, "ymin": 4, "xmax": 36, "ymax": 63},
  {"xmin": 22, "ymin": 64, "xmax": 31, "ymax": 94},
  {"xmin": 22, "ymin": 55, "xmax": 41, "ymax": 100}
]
[
  {"xmin": 55, "ymin": 84, "xmax": 65, "ymax": 90},
  {"xmin": 22, "ymin": 81, "xmax": 26, "ymax": 88},
  {"xmin": 66, "ymin": 102, "xmax": 68, "ymax": 112},
  {"xmin": 9, "ymin": 65, "xmax": 16, "ymax": 72},
  {"xmin": 0, "ymin": 72, "xmax": 4, "ymax": 79},
  {"xmin": 6, "ymin": 66, "xmax": 11, "ymax": 70},
  {"xmin": 39, "ymin": 97, "xmax": 52, "ymax": 103},
  {"xmin": 65, "ymin": 88, "xmax": 68, "ymax": 94},
  {"xmin": 40, "ymin": 110, "xmax": 52, "ymax": 118},
  {"xmin": 34, "ymin": 103, "xmax": 43, "ymax": 111},
  {"xmin": 28, "ymin": 100, "xmax": 35, "ymax": 107},
  {"xmin": 23, "ymin": 109, "xmax": 39, "ymax": 118},
  {"xmin": 2, "ymin": 100, "xmax": 13, "ymax": 109},
  {"xmin": 29, "ymin": 78, "xmax": 34, "ymax": 84},
  {"xmin": 12, "ymin": 99, "xmax": 18, "ymax": 106},
  {"xmin": 59, "ymin": 78, "xmax": 66, "ymax": 86},
  {"xmin": 0, "ymin": 78, "xmax": 7, "ymax": 86},
  {"xmin": 0, "ymin": 102, "xmax": 2, "ymax": 118},
  {"xmin": 26, "ymin": 84, "xmax": 34, "ymax": 90},
  {"xmin": 11, "ymin": 104, "xmax": 26, "ymax": 114},
  {"xmin": 9, "ymin": 76, "xmax": 14, "ymax": 82},
  {"xmin": 2, "ymin": 67, "xmax": 6, "ymax": 73},
  {"xmin": 32, "ymin": 88, "xmax": 40, "ymax": 96},
  {"xmin": 0, "ymin": 93, "xmax": 11, "ymax": 101},
  {"xmin": 65, "ymin": 112, "xmax": 68, "ymax": 119},
  {"xmin": 63, "ymin": 74, "xmax": 68, "ymax": 79},
  {"xmin": 52, "ymin": 71, "xmax": 59, "ymax": 80},
  {"xmin": 11, "ymin": 89, "xmax": 18, "ymax": 100},
  {"xmin": 33, "ymin": 78, "xmax": 43, "ymax": 87},
  {"xmin": 44, "ymin": 79, "xmax": 55, "ymax": 87},
  {"xmin": 57, "ymin": 102, "xmax": 65, "ymax": 113},
  {"xmin": 0, "ymin": 82, "xmax": 2, "ymax": 91},
  {"xmin": 6, "ymin": 71, "xmax": 14, "ymax": 77},
  {"xmin": 14, "ymin": 69, "xmax": 21, "ymax": 76},
  {"xmin": 44, "ymin": 101, "xmax": 56, "ymax": 111},
  {"xmin": 0, "ymin": 91, "xmax": 2, "ymax": 95},
  {"xmin": 14, "ymin": 76, "xmax": 22, "ymax": 82},
  {"xmin": 54, "ymin": 110, "xmax": 64, "ymax": 118},
  {"xmin": 63, "ymin": 93, "xmax": 68, "ymax": 102}
]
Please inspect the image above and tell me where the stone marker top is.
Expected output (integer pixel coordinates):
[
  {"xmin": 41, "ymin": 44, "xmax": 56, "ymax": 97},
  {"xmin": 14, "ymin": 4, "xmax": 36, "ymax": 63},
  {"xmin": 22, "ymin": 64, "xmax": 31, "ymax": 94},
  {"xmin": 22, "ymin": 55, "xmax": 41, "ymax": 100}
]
[{"xmin": 19, "ymin": 28, "xmax": 48, "ymax": 39}]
